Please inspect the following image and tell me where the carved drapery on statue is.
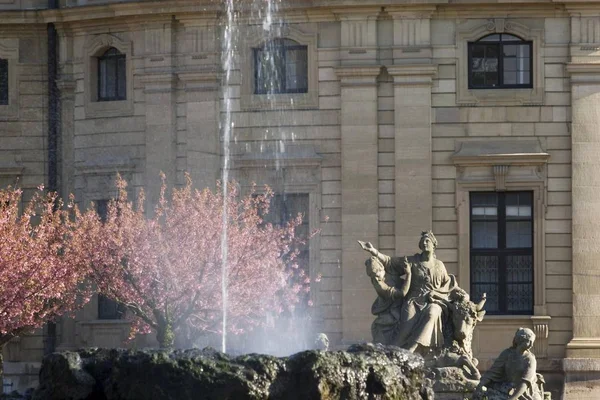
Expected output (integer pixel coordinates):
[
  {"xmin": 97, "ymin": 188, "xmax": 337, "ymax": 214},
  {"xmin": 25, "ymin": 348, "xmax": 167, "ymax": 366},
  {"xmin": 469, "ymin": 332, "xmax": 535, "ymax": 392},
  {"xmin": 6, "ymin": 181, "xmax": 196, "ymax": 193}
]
[{"xmin": 360, "ymin": 231, "xmax": 486, "ymax": 386}]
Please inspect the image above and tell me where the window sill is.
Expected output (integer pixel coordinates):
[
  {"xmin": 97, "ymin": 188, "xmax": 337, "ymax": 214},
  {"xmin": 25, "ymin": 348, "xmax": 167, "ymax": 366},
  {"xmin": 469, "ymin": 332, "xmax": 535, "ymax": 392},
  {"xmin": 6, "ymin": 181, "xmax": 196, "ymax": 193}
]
[
  {"xmin": 457, "ymin": 87, "xmax": 543, "ymax": 106},
  {"xmin": 84, "ymin": 98, "xmax": 133, "ymax": 118},
  {"xmin": 240, "ymin": 91, "xmax": 319, "ymax": 111}
]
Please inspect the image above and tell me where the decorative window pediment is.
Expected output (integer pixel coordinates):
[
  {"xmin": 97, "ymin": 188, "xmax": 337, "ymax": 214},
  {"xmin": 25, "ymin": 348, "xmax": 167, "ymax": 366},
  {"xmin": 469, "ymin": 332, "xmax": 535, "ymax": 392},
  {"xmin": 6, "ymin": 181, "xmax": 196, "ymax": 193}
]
[{"xmin": 452, "ymin": 139, "xmax": 550, "ymax": 326}]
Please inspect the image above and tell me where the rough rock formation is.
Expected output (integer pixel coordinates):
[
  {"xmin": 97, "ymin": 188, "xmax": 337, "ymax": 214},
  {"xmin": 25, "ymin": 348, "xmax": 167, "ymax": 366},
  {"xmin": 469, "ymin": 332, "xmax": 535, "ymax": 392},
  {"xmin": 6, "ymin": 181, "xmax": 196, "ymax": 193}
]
[{"xmin": 32, "ymin": 343, "xmax": 434, "ymax": 400}]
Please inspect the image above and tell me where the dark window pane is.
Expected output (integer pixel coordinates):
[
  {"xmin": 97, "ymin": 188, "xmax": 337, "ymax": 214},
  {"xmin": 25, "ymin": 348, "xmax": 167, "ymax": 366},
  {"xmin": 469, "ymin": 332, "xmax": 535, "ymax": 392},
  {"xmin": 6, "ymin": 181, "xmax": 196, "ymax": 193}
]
[
  {"xmin": 504, "ymin": 57, "xmax": 517, "ymax": 71},
  {"xmin": 486, "ymin": 72, "xmax": 499, "ymax": 86},
  {"xmin": 507, "ymin": 284, "xmax": 533, "ymax": 313},
  {"xmin": 286, "ymin": 47, "xmax": 308, "ymax": 92},
  {"xmin": 506, "ymin": 221, "xmax": 532, "ymax": 248},
  {"xmin": 255, "ymin": 39, "xmax": 307, "ymax": 94},
  {"xmin": 117, "ymin": 56, "xmax": 126, "ymax": 99},
  {"xmin": 470, "ymin": 191, "xmax": 533, "ymax": 315},
  {"xmin": 503, "ymin": 45, "xmax": 517, "ymax": 57},
  {"xmin": 471, "ymin": 255, "xmax": 499, "ymax": 283},
  {"xmin": 472, "ymin": 221, "xmax": 498, "ymax": 248},
  {"xmin": 471, "ymin": 72, "xmax": 485, "ymax": 86},
  {"xmin": 262, "ymin": 192, "xmax": 309, "ymax": 263},
  {"xmin": 96, "ymin": 199, "xmax": 109, "ymax": 223},
  {"xmin": 469, "ymin": 37, "xmax": 532, "ymax": 89},
  {"xmin": 471, "ymin": 255, "xmax": 499, "ymax": 313},
  {"xmin": 506, "ymin": 192, "xmax": 532, "ymax": 214},
  {"xmin": 98, "ymin": 47, "xmax": 126, "ymax": 101},
  {"xmin": 473, "ymin": 283, "xmax": 499, "ymax": 313},
  {"xmin": 471, "ymin": 45, "xmax": 485, "ymax": 59},
  {"xmin": 0, "ymin": 58, "xmax": 7, "ymax": 105},
  {"xmin": 504, "ymin": 71, "xmax": 517, "ymax": 85},
  {"xmin": 98, "ymin": 295, "xmax": 125, "ymax": 320},
  {"xmin": 471, "ymin": 192, "xmax": 498, "ymax": 206},
  {"xmin": 480, "ymin": 34, "xmax": 501, "ymax": 41},
  {"xmin": 506, "ymin": 255, "xmax": 533, "ymax": 283},
  {"xmin": 501, "ymin": 33, "xmax": 522, "ymax": 42}
]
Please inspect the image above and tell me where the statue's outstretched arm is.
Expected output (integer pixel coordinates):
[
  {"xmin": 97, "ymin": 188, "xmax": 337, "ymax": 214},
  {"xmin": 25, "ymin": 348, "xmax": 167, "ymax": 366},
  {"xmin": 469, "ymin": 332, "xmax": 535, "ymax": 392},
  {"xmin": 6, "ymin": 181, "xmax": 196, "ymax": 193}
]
[{"xmin": 358, "ymin": 240, "xmax": 390, "ymax": 266}]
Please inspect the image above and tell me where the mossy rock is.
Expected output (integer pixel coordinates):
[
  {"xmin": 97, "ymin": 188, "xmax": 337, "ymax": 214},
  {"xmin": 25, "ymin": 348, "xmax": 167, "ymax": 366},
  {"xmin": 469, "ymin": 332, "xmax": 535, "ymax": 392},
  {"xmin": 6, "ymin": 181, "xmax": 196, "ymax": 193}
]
[{"xmin": 32, "ymin": 344, "xmax": 433, "ymax": 400}]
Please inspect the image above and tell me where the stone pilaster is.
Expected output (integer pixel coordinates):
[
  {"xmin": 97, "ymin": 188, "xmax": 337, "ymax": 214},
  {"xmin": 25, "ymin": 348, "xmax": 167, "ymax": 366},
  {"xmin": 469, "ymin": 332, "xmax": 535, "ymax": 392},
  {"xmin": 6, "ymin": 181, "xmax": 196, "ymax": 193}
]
[
  {"xmin": 177, "ymin": 15, "xmax": 220, "ymax": 190},
  {"xmin": 141, "ymin": 73, "xmax": 177, "ymax": 205},
  {"xmin": 387, "ymin": 65, "xmax": 436, "ymax": 253},
  {"xmin": 387, "ymin": 6, "xmax": 436, "ymax": 64},
  {"xmin": 334, "ymin": 8, "xmax": 381, "ymax": 66},
  {"xmin": 56, "ymin": 78, "xmax": 76, "ymax": 206},
  {"xmin": 564, "ymin": 8, "xmax": 600, "ymax": 397},
  {"xmin": 335, "ymin": 66, "xmax": 380, "ymax": 343},
  {"xmin": 178, "ymin": 71, "xmax": 220, "ymax": 190}
]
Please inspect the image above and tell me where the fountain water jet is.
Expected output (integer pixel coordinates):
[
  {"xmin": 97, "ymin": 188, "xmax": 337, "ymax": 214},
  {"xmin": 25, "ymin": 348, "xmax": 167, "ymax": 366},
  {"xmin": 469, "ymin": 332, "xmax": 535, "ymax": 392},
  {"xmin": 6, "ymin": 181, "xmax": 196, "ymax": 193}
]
[{"xmin": 220, "ymin": 0, "xmax": 236, "ymax": 355}]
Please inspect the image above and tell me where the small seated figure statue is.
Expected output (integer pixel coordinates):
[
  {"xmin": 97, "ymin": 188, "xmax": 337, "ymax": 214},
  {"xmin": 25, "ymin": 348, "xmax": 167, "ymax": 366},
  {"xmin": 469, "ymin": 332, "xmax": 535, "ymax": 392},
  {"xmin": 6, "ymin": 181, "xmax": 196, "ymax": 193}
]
[
  {"xmin": 314, "ymin": 333, "xmax": 329, "ymax": 351},
  {"xmin": 473, "ymin": 327, "xmax": 550, "ymax": 400},
  {"xmin": 364, "ymin": 255, "xmax": 405, "ymax": 344}
]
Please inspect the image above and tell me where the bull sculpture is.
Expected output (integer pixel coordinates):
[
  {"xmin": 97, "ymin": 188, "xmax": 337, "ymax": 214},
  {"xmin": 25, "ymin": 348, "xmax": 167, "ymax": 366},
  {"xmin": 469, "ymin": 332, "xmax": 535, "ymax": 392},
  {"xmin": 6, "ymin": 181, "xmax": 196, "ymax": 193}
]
[{"xmin": 427, "ymin": 289, "xmax": 487, "ymax": 380}]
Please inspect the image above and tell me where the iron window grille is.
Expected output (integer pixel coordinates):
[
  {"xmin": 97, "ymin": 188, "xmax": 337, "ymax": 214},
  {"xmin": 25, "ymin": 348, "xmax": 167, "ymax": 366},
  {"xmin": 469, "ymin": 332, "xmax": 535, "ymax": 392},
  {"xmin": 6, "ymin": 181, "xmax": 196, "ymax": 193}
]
[
  {"xmin": 470, "ymin": 191, "xmax": 534, "ymax": 315},
  {"xmin": 0, "ymin": 58, "xmax": 8, "ymax": 105},
  {"xmin": 254, "ymin": 39, "xmax": 308, "ymax": 95},
  {"xmin": 97, "ymin": 47, "xmax": 126, "ymax": 101},
  {"xmin": 468, "ymin": 33, "xmax": 533, "ymax": 89}
]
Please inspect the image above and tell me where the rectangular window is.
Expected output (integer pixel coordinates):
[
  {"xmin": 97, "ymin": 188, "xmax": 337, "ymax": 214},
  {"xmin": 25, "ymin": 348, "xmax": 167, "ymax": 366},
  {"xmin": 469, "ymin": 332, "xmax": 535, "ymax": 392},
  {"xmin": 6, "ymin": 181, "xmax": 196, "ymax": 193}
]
[
  {"xmin": 0, "ymin": 58, "xmax": 8, "ymax": 105},
  {"xmin": 262, "ymin": 193, "xmax": 310, "ymax": 302},
  {"xmin": 254, "ymin": 39, "xmax": 308, "ymax": 95},
  {"xmin": 98, "ymin": 49, "xmax": 126, "ymax": 101},
  {"xmin": 468, "ymin": 34, "xmax": 532, "ymax": 89},
  {"xmin": 95, "ymin": 199, "xmax": 125, "ymax": 320},
  {"xmin": 470, "ymin": 191, "xmax": 533, "ymax": 315}
]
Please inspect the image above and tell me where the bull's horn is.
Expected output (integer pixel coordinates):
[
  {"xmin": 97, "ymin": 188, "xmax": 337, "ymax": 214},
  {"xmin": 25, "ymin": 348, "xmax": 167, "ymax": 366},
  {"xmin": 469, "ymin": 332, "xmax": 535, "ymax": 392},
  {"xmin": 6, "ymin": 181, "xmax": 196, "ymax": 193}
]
[{"xmin": 476, "ymin": 293, "xmax": 487, "ymax": 310}]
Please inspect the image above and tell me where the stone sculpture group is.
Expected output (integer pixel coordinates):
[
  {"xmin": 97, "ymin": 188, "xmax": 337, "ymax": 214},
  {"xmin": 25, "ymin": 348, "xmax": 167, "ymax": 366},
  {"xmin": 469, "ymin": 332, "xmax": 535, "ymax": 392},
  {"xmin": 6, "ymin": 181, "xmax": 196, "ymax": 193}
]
[{"xmin": 360, "ymin": 231, "xmax": 551, "ymax": 400}]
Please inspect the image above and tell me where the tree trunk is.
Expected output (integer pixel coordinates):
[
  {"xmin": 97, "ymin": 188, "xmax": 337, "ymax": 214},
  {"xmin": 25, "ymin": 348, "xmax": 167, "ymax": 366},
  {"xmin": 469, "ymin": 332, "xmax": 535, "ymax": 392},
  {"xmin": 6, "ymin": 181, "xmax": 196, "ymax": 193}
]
[{"xmin": 156, "ymin": 322, "xmax": 174, "ymax": 349}]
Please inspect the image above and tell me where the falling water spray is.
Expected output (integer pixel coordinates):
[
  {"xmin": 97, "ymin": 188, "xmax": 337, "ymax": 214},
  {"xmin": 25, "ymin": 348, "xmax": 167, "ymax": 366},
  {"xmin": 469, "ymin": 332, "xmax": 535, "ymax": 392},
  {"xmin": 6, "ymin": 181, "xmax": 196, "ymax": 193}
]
[{"xmin": 220, "ymin": 0, "xmax": 236, "ymax": 354}]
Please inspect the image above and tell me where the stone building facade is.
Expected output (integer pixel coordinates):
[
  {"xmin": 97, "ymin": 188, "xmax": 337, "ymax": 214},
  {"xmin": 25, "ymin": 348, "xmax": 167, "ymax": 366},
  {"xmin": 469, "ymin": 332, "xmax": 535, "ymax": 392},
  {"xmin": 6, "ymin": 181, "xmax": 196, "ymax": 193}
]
[{"xmin": 0, "ymin": 0, "xmax": 599, "ymax": 397}]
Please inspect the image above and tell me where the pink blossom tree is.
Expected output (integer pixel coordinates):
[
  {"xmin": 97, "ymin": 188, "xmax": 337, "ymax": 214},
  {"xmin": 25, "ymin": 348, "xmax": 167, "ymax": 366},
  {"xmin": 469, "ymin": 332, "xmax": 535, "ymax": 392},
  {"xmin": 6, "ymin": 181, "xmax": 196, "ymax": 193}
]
[
  {"xmin": 0, "ymin": 186, "xmax": 95, "ymax": 384},
  {"xmin": 86, "ymin": 175, "xmax": 310, "ymax": 349}
]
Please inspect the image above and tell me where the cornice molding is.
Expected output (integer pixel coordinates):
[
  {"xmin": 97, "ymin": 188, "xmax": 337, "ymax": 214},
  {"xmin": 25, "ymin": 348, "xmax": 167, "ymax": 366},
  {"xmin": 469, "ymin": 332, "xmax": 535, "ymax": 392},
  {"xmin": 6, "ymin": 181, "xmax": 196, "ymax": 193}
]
[
  {"xmin": 387, "ymin": 64, "xmax": 437, "ymax": 77},
  {"xmin": 566, "ymin": 62, "xmax": 600, "ymax": 74},
  {"xmin": 334, "ymin": 65, "xmax": 382, "ymax": 78}
]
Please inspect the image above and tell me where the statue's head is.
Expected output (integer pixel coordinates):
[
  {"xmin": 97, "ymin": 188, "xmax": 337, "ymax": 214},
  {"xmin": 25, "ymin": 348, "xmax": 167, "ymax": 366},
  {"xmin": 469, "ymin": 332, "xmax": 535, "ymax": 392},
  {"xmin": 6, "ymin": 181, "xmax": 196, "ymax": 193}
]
[
  {"xmin": 314, "ymin": 333, "xmax": 329, "ymax": 351},
  {"xmin": 512, "ymin": 327, "xmax": 536, "ymax": 351},
  {"xmin": 365, "ymin": 257, "xmax": 385, "ymax": 279},
  {"xmin": 418, "ymin": 231, "xmax": 438, "ymax": 251}
]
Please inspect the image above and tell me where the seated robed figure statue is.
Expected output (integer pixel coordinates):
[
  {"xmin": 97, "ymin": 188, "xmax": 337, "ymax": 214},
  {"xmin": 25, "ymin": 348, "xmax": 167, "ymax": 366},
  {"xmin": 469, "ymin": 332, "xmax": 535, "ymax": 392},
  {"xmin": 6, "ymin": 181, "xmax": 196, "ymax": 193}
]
[
  {"xmin": 359, "ymin": 231, "xmax": 460, "ymax": 353},
  {"xmin": 473, "ymin": 327, "xmax": 549, "ymax": 400}
]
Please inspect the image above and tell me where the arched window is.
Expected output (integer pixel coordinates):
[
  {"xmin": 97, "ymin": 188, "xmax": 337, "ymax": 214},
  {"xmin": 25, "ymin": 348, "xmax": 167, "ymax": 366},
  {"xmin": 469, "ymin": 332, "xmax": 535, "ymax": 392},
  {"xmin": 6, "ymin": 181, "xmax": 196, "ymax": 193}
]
[
  {"xmin": 254, "ymin": 38, "xmax": 308, "ymax": 94},
  {"xmin": 0, "ymin": 58, "xmax": 8, "ymax": 105},
  {"xmin": 468, "ymin": 33, "xmax": 532, "ymax": 89},
  {"xmin": 98, "ymin": 47, "xmax": 126, "ymax": 101}
]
